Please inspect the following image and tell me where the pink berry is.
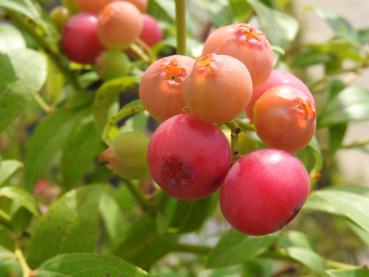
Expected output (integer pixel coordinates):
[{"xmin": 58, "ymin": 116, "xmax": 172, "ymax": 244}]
[
  {"xmin": 62, "ymin": 13, "xmax": 105, "ymax": 64},
  {"xmin": 202, "ymin": 23, "xmax": 274, "ymax": 88},
  {"xmin": 148, "ymin": 114, "xmax": 231, "ymax": 200},
  {"xmin": 247, "ymin": 69, "xmax": 315, "ymax": 121},
  {"xmin": 220, "ymin": 149, "xmax": 310, "ymax": 236},
  {"xmin": 140, "ymin": 14, "xmax": 162, "ymax": 47}
]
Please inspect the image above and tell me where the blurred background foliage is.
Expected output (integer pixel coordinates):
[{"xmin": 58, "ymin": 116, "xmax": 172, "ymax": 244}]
[{"xmin": 1, "ymin": 0, "xmax": 369, "ymax": 276}]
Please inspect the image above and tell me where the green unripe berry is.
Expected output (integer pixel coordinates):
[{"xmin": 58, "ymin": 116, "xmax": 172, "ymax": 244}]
[
  {"xmin": 62, "ymin": 0, "xmax": 79, "ymax": 14},
  {"xmin": 50, "ymin": 6, "xmax": 70, "ymax": 30},
  {"xmin": 96, "ymin": 50, "xmax": 130, "ymax": 81},
  {"xmin": 100, "ymin": 131, "xmax": 149, "ymax": 179}
]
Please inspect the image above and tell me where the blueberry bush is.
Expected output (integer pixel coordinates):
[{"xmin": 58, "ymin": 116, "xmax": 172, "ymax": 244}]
[{"xmin": 1, "ymin": 0, "xmax": 369, "ymax": 276}]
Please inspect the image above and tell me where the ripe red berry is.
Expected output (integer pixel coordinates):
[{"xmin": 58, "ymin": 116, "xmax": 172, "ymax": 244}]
[
  {"xmin": 220, "ymin": 149, "xmax": 310, "ymax": 236},
  {"xmin": 148, "ymin": 114, "xmax": 231, "ymax": 200},
  {"xmin": 184, "ymin": 53, "xmax": 253, "ymax": 123},
  {"xmin": 62, "ymin": 13, "xmax": 105, "ymax": 64},
  {"xmin": 140, "ymin": 14, "xmax": 163, "ymax": 47},
  {"xmin": 247, "ymin": 69, "xmax": 315, "ymax": 121},
  {"xmin": 96, "ymin": 50, "xmax": 130, "ymax": 81},
  {"xmin": 76, "ymin": 0, "xmax": 111, "ymax": 14},
  {"xmin": 139, "ymin": 55, "xmax": 195, "ymax": 121},
  {"xmin": 202, "ymin": 24, "xmax": 274, "ymax": 88},
  {"xmin": 100, "ymin": 131, "xmax": 149, "ymax": 179},
  {"xmin": 254, "ymin": 86, "xmax": 316, "ymax": 152},
  {"xmin": 97, "ymin": 1, "xmax": 143, "ymax": 49}
]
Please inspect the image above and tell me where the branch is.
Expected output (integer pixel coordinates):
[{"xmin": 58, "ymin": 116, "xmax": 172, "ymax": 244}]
[{"xmin": 175, "ymin": 0, "xmax": 186, "ymax": 55}]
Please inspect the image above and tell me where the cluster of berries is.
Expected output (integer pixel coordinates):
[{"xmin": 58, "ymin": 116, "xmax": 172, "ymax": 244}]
[
  {"xmin": 139, "ymin": 23, "xmax": 316, "ymax": 236},
  {"xmin": 59, "ymin": 0, "xmax": 162, "ymax": 80}
]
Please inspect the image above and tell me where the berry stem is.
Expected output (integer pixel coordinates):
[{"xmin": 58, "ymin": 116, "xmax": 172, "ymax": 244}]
[
  {"xmin": 175, "ymin": 0, "xmax": 186, "ymax": 55},
  {"xmin": 122, "ymin": 178, "xmax": 154, "ymax": 212},
  {"xmin": 14, "ymin": 248, "xmax": 32, "ymax": 277},
  {"xmin": 171, "ymin": 243, "xmax": 212, "ymax": 255},
  {"xmin": 34, "ymin": 94, "xmax": 54, "ymax": 113}
]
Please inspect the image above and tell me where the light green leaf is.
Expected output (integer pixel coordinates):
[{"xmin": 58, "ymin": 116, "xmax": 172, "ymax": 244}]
[
  {"xmin": 0, "ymin": 49, "xmax": 47, "ymax": 131},
  {"xmin": 327, "ymin": 268, "xmax": 368, "ymax": 277},
  {"xmin": 207, "ymin": 229, "xmax": 277, "ymax": 268},
  {"xmin": 282, "ymin": 247, "xmax": 327, "ymax": 276},
  {"xmin": 0, "ymin": 0, "xmax": 40, "ymax": 20},
  {"xmin": 318, "ymin": 86, "xmax": 369, "ymax": 127},
  {"xmin": 36, "ymin": 253, "xmax": 147, "ymax": 277},
  {"xmin": 309, "ymin": 190, "xmax": 369, "ymax": 233},
  {"xmin": 61, "ymin": 118, "xmax": 104, "ymax": 189},
  {"xmin": 0, "ymin": 186, "xmax": 39, "ymax": 216},
  {"xmin": 247, "ymin": 0, "xmax": 299, "ymax": 49},
  {"xmin": 27, "ymin": 185, "xmax": 105, "ymax": 268},
  {"xmin": 0, "ymin": 160, "xmax": 23, "ymax": 187},
  {"xmin": 93, "ymin": 76, "xmax": 139, "ymax": 135},
  {"xmin": 24, "ymin": 108, "xmax": 87, "ymax": 191},
  {"xmin": 0, "ymin": 23, "xmax": 26, "ymax": 53}
]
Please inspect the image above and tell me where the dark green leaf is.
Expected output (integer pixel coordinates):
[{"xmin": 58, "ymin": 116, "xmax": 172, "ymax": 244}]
[
  {"xmin": 318, "ymin": 86, "xmax": 369, "ymax": 127},
  {"xmin": 27, "ymin": 185, "xmax": 105, "ymax": 268},
  {"xmin": 292, "ymin": 50, "xmax": 332, "ymax": 68},
  {"xmin": 357, "ymin": 28, "xmax": 369, "ymax": 45},
  {"xmin": 0, "ymin": 23, "xmax": 26, "ymax": 53},
  {"xmin": 24, "ymin": 108, "xmax": 87, "ymax": 191},
  {"xmin": 0, "ymin": 49, "xmax": 47, "ymax": 131},
  {"xmin": 207, "ymin": 229, "xmax": 277, "ymax": 268},
  {"xmin": 93, "ymin": 76, "xmax": 139, "ymax": 135},
  {"xmin": 247, "ymin": 0, "xmax": 299, "ymax": 49},
  {"xmin": 114, "ymin": 216, "xmax": 178, "ymax": 270},
  {"xmin": 36, "ymin": 253, "xmax": 147, "ymax": 277},
  {"xmin": 327, "ymin": 268, "xmax": 369, "ymax": 277},
  {"xmin": 61, "ymin": 118, "xmax": 104, "ymax": 189},
  {"xmin": 0, "ymin": 160, "xmax": 23, "ymax": 187}
]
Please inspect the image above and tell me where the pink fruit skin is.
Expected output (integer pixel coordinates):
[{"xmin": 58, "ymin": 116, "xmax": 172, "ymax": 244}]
[
  {"xmin": 62, "ymin": 13, "xmax": 105, "ymax": 64},
  {"xmin": 148, "ymin": 114, "xmax": 231, "ymax": 200},
  {"xmin": 247, "ymin": 69, "xmax": 315, "ymax": 121},
  {"xmin": 202, "ymin": 24, "xmax": 274, "ymax": 88},
  {"xmin": 140, "ymin": 14, "xmax": 162, "ymax": 47},
  {"xmin": 220, "ymin": 149, "xmax": 310, "ymax": 236}
]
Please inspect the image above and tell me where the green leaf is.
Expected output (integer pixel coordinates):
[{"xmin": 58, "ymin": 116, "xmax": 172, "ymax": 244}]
[
  {"xmin": 327, "ymin": 268, "xmax": 368, "ymax": 277},
  {"xmin": 114, "ymin": 216, "xmax": 178, "ymax": 270},
  {"xmin": 36, "ymin": 253, "xmax": 148, "ymax": 277},
  {"xmin": 93, "ymin": 76, "xmax": 139, "ymax": 135},
  {"xmin": 292, "ymin": 50, "xmax": 332, "ymax": 68},
  {"xmin": 318, "ymin": 86, "xmax": 369, "ymax": 127},
  {"xmin": 206, "ymin": 229, "xmax": 277, "ymax": 268},
  {"xmin": 0, "ymin": 186, "xmax": 39, "ymax": 216},
  {"xmin": 0, "ymin": 160, "xmax": 23, "ymax": 187},
  {"xmin": 349, "ymin": 223, "xmax": 369, "ymax": 247},
  {"xmin": 357, "ymin": 28, "xmax": 369, "ymax": 45},
  {"xmin": 149, "ymin": 0, "xmax": 175, "ymax": 22},
  {"xmin": 24, "ymin": 108, "xmax": 87, "ymax": 191},
  {"xmin": 0, "ymin": 23, "xmax": 26, "ymax": 53},
  {"xmin": 247, "ymin": 0, "xmax": 299, "ymax": 49},
  {"xmin": 60, "ymin": 117, "xmax": 104, "ymax": 189},
  {"xmin": 0, "ymin": 49, "xmax": 47, "ymax": 131},
  {"xmin": 168, "ymin": 196, "xmax": 216, "ymax": 233},
  {"xmin": 228, "ymin": 0, "xmax": 252, "ymax": 22},
  {"xmin": 103, "ymin": 100, "xmax": 144, "ymax": 144},
  {"xmin": 0, "ymin": 0, "xmax": 40, "ymax": 20},
  {"xmin": 26, "ymin": 185, "xmax": 105, "ymax": 268},
  {"xmin": 308, "ymin": 190, "xmax": 369, "ymax": 233},
  {"xmin": 282, "ymin": 247, "xmax": 327, "ymax": 276}
]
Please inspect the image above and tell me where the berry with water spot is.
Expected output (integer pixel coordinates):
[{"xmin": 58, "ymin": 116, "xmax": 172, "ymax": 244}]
[
  {"xmin": 62, "ymin": 13, "xmax": 105, "ymax": 64},
  {"xmin": 140, "ymin": 14, "xmax": 163, "ymax": 47},
  {"xmin": 247, "ymin": 69, "xmax": 315, "ymax": 121},
  {"xmin": 139, "ymin": 55, "xmax": 195, "ymax": 121},
  {"xmin": 202, "ymin": 23, "xmax": 274, "ymax": 88},
  {"xmin": 100, "ymin": 131, "xmax": 149, "ymax": 179},
  {"xmin": 97, "ymin": 1, "xmax": 143, "ymax": 49},
  {"xmin": 96, "ymin": 50, "xmax": 130, "ymax": 81},
  {"xmin": 220, "ymin": 149, "xmax": 310, "ymax": 236},
  {"xmin": 184, "ymin": 53, "xmax": 252, "ymax": 123},
  {"xmin": 148, "ymin": 114, "xmax": 231, "ymax": 200},
  {"xmin": 254, "ymin": 86, "xmax": 316, "ymax": 152}
]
